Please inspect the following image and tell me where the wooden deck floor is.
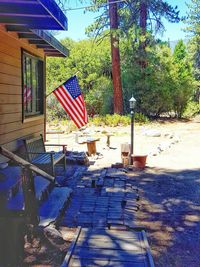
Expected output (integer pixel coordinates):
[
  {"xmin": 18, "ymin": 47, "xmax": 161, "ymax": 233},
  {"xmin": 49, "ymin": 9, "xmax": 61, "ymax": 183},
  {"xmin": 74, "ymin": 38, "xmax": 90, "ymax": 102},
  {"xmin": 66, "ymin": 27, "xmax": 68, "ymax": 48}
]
[{"xmin": 62, "ymin": 227, "xmax": 155, "ymax": 267}]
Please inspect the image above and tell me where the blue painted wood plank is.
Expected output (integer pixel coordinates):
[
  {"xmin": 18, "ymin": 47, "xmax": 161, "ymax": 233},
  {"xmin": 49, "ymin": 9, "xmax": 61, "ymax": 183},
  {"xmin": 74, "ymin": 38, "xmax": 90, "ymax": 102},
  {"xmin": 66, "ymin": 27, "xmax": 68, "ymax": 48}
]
[
  {"xmin": 39, "ymin": 187, "xmax": 72, "ymax": 226},
  {"xmin": 34, "ymin": 175, "xmax": 51, "ymax": 201}
]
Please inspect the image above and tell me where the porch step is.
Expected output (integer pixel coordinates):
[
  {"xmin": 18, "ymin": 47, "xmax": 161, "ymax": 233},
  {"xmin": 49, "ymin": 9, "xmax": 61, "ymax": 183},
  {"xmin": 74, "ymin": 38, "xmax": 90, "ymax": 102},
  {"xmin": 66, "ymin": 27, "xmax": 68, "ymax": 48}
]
[
  {"xmin": 6, "ymin": 185, "xmax": 72, "ymax": 222},
  {"xmin": 39, "ymin": 186, "xmax": 72, "ymax": 226},
  {"xmin": 5, "ymin": 175, "xmax": 53, "ymax": 212}
]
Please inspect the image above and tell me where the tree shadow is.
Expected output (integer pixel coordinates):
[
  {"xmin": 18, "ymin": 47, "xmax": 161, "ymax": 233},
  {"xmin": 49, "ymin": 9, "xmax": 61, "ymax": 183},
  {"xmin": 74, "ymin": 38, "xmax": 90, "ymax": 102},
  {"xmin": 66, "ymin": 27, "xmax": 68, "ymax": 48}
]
[{"xmin": 129, "ymin": 167, "xmax": 200, "ymax": 267}]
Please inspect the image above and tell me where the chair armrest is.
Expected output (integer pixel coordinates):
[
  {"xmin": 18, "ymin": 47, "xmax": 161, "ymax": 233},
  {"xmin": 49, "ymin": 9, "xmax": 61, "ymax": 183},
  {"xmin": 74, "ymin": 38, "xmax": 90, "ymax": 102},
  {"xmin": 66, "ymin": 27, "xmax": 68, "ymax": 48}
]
[
  {"xmin": 44, "ymin": 144, "xmax": 67, "ymax": 153},
  {"xmin": 44, "ymin": 144, "xmax": 67, "ymax": 146}
]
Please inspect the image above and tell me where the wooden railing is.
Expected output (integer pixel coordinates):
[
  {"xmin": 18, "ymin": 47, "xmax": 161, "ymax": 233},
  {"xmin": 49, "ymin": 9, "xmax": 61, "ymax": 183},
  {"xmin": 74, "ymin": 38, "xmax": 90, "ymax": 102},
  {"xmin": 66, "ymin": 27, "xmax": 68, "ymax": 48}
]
[
  {"xmin": 0, "ymin": 146, "xmax": 55, "ymax": 182},
  {"xmin": 0, "ymin": 146, "xmax": 55, "ymax": 224}
]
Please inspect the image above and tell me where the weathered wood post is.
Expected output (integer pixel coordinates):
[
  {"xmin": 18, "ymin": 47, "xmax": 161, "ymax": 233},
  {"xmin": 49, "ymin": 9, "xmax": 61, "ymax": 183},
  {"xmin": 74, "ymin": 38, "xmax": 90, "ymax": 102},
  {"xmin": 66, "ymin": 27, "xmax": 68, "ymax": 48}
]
[{"xmin": 21, "ymin": 166, "xmax": 39, "ymax": 225}]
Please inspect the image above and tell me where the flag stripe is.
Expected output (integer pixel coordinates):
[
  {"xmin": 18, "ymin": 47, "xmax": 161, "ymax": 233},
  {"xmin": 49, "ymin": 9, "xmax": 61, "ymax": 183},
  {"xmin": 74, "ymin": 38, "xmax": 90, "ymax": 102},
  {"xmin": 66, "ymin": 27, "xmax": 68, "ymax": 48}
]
[
  {"xmin": 59, "ymin": 87, "xmax": 85, "ymax": 125},
  {"xmin": 53, "ymin": 90, "xmax": 82, "ymax": 128},
  {"xmin": 76, "ymin": 96, "xmax": 84, "ymax": 111},
  {"xmin": 60, "ymin": 86, "xmax": 85, "ymax": 121},
  {"xmin": 24, "ymin": 87, "xmax": 32, "ymax": 104},
  {"xmin": 56, "ymin": 89, "xmax": 86, "ymax": 128}
]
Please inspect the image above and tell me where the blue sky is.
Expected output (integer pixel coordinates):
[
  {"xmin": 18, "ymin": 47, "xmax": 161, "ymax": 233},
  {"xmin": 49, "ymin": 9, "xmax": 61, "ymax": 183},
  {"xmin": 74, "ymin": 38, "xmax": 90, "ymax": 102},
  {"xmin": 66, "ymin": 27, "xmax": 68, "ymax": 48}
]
[{"xmin": 58, "ymin": 0, "xmax": 190, "ymax": 41}]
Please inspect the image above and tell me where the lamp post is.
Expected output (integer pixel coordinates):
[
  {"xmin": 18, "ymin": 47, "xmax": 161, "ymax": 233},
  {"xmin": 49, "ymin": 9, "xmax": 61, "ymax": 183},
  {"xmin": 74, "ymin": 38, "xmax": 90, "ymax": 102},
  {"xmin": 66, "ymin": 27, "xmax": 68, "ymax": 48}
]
[{"xmin": 129, "ymin": 96, "xmax": 136, "ymax": 163}]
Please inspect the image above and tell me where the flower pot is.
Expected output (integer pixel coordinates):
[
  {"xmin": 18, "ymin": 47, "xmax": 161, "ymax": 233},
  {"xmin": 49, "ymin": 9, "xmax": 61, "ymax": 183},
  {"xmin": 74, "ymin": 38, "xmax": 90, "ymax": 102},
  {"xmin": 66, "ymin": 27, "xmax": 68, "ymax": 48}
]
[{"xmin": 131, "ymin": 155, "xmax": 147, "ymax": 168}]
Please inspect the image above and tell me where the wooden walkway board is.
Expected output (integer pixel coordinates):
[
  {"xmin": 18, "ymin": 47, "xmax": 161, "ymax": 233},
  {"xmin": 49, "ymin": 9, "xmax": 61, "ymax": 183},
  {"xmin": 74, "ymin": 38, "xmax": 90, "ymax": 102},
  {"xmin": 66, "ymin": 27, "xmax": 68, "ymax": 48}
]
[
  {"xmin": 62, "ymin": 228, "xmax": 155, "ymax": 267},
  {"xmin": 39, "ymin": 187, "xmax": 72, "ymax": 226}
]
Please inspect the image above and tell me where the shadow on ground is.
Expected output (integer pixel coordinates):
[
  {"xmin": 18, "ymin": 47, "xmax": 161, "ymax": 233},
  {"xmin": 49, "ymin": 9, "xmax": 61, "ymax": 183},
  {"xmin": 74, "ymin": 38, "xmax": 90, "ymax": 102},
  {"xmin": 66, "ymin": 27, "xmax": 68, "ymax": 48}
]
[
  {"xmin": 60, "ymin": 164, "xmax": 200, "ymax": 267},
  {"xmin": 130, "ymin": 167, "xmax": 200, "ymax": 267}
]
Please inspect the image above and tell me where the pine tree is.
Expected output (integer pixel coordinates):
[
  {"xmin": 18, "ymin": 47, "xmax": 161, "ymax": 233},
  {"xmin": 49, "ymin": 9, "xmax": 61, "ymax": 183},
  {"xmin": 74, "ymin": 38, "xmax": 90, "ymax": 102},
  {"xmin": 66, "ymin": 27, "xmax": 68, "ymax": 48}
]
[
  {"xmin": 185, "ymin": 0, "xmax": 200, "ymax": 102},
  {"xmin": 172, "ymin": 40, "xmax": 194, "ymax": 118},
  {"xmin": 109, "ymin": 0, "xmax": 123, "ymax": 114}
]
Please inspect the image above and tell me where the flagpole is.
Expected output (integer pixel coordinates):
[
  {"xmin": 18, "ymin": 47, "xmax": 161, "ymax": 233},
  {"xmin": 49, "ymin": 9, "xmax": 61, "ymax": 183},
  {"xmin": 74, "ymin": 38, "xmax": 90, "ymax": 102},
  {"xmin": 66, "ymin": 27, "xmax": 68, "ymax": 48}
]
[
  {"xmin": 46, "ymin": 91, "xmax": 53, "ymax": 98},
  {"xmin": 45, "ymin": 71, "xmax": 80, "ymax": 99}
]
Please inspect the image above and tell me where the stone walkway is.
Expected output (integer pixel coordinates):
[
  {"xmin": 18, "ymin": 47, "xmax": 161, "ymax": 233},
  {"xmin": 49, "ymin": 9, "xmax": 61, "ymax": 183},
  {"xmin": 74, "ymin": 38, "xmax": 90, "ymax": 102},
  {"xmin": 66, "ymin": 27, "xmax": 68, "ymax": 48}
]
[{"xmin": 61, "ymin": 167, "xmax": 139, "ymax": 229}]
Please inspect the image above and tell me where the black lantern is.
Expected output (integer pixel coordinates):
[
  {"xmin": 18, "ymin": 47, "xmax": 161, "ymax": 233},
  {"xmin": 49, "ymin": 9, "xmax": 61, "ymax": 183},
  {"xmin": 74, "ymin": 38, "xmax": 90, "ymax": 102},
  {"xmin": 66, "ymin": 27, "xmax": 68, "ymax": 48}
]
[{"xmin": 129, "ymin": 96, "xmax": 136, "ymax": 111}]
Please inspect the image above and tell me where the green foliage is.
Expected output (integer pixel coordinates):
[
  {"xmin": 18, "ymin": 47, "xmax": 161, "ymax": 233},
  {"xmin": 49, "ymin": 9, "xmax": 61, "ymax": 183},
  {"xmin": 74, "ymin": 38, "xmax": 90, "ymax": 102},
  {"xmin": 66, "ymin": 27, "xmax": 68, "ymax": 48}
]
[
  {"xmin": 89, "ymin": 113, "xmax": 149, "ymax": 127},
  {"xmin": 46, "ymin": 5, "xmax": 197, "ymax": 121},
  {"xmin": 121, "ymin": 37, "xmax": 175, "ymax": 116},
  {"xmin": 46, "ymin": 35, "xmax": 195, "ymax": 120},
  {"xmin": 46, "ymin": 38, "xmax": 112, "ymax": 95},
  {"xmin": 104, "ymin": 114, "xmax": 130, "ymax": 126},
  {"xmin": 89, "ymin": 114, "xmax": 130, "ymax": 127},
  {"xmin": 173, "ymin": 40, "xmax": 187, "ymax": 62},
  {"xmin": 183, "ymin": 101, "xmax": 200, "ymax": 118},
  {"xmin": 48, "ymin": 117, "xmax": 77, "ymax": 133},
  {"xmin": 84, "ymin": 0, "xmax": 180, "ymax": 39},
  {"xmin": 172, "ymin": 40, "xmax": 194, "ymax": 118},
  {"xmin": 46, "ymin": 94, "xmax": 68, "ymax": 120},
  {"xmin": 134, "ymin": 113, "xmax": 149, "ymax": 123},
  {"xmin": 185, "ymin": 0, "xmax": 200, "ymax": 36},
  {"xmin": 46, "ymin": 37, "xmax": 113, "ymax": 117},
  {"xmin": 85, "ymin": 77, "xmax": 113, "ymax": 116},
  {"xmin": 185, "ymin": 0, "xmax": 200, "ymax": 103}
]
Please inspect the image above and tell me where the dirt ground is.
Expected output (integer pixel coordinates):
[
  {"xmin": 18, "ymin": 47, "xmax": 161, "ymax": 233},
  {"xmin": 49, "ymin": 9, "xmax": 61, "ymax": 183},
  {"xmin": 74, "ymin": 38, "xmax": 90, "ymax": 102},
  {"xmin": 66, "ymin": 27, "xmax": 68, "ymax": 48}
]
[{"xmin": 46, "ymin": 117, "xmax": 200, "ymax": 267}]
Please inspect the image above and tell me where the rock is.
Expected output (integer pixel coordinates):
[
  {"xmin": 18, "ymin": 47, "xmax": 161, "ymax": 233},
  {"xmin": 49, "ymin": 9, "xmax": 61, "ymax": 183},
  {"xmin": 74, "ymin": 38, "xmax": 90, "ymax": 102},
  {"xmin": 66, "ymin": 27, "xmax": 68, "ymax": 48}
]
[
  {"xmin": 43, "ymin": 225, "xmax": 65, "ymax": 246},
  {"xmin": 143, "ymin": 129, "xmax": 161, "ymax": 137},
  {"xmin": 149, "ymin": 148, "xmax": 160, "ymax": 156},
  {"xmin": 66, "ymin": 151, "xmax": 89, "ymax": 165},
  {"xmin": 111, "ymin": 163, "xmax": 124, "ymax": 168},
  {"xmin": 157, "ymin": 142, "xmax": 171, "ymax": 151}
]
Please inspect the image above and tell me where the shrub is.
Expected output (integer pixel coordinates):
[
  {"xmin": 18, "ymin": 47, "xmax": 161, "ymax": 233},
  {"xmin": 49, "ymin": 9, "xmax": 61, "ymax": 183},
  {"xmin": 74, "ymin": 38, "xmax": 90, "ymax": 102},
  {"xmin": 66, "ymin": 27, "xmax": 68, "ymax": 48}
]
[
  {"xmin": 90, "ymin": 116, "xmax": 106, "ymax": 126},
  {"xmin": 85, "ymin": 77, "xmax": 113, "ymax": 116},
  {"xmin": 183, "ymin": 101, "xmax": 200, "ymax": 118},
  {"xmin": 89, "ymin": 113, "xmax": 149, "ymax": 127},
  {"xmin": 134, "ymin": 113, "xmax": 149, "ymax": 123}
]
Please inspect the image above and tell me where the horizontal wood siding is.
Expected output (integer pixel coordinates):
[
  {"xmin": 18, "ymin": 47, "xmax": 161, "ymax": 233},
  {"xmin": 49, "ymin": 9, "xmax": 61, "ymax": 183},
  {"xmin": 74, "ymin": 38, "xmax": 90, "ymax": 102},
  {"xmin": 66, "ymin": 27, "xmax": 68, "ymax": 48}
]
[
  {"xmin": 0, "ymin": 62, "xmax": 21, "ymax": 77},
  {"xmin": 0, "ymin": 25, "xmax": 45, "ymax": 158},
  {"xmin": 0, "ymin": 94, "xmax": 21, "ymax": 104}
]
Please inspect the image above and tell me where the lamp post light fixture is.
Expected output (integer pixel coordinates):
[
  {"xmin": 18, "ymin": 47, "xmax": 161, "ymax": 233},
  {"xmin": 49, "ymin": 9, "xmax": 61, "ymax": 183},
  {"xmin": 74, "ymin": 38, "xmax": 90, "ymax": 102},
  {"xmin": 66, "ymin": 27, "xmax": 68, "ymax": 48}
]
[{"xmin": 129, "ymin": 96, "xmax": 136, "ymax": 163}]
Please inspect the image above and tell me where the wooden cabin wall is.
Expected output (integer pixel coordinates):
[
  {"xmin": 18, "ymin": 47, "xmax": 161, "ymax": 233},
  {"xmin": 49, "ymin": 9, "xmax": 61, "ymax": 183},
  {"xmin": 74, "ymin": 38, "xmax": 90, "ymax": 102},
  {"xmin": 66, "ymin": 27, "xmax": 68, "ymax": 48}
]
[{"xmin": 0, "ymin": 25, "xmax": 45, "ymax": 161}]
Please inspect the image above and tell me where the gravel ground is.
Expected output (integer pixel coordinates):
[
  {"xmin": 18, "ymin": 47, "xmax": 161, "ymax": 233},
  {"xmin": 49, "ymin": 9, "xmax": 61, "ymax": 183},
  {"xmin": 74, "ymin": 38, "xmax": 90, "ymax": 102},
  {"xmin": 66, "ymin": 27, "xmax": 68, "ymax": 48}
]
[{"xmin": 46, "ymin": 117, "xmax": 200, "ymax": 267}]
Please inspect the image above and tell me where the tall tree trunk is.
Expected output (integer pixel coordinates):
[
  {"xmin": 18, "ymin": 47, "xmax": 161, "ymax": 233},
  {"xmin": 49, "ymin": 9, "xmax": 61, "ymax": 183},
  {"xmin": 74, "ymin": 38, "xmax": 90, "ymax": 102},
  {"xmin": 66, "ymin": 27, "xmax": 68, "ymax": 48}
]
[
  {"xmin": 109, "ymin": 0, "xmax": 123, "ymax": 114},
  {"xmin": 140, "ymin": 0, "xmax": 147, "ymax": 33},
  {"xmin": 139, "ymin": 0, "xmax": 147, "ymax": 68}
]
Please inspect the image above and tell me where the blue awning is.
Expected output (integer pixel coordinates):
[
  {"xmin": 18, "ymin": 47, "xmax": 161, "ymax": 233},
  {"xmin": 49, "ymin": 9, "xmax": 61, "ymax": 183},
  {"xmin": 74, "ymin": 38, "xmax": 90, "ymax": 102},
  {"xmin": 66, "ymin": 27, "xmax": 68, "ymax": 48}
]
[
  {"xmin": 0, "ymin": 0, "xmax": 68, "ymax": 30},
  {"xmin": 0, "ymin": 0, "xmax": 68, "ymax": 57}
]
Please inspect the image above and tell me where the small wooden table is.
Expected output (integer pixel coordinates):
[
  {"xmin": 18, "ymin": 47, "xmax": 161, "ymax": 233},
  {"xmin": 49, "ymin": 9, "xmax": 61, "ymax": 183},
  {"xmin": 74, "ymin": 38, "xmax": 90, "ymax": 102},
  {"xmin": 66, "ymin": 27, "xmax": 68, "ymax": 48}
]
[{"xmin": 79, "ymin": 138, "xmax": 100, "ymax": 156}]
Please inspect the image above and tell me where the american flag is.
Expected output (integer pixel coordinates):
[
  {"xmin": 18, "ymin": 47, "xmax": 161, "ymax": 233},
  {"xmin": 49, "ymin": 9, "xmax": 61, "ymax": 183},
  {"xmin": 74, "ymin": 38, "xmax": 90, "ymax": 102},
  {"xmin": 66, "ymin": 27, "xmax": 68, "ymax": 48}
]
[
  {"xmin": 53, "ymin": 76, "xmax": 88, "ymax": 128},
  {"xmin": 24, "ymin": 85, "xmax": 32, "ymax": 104}
]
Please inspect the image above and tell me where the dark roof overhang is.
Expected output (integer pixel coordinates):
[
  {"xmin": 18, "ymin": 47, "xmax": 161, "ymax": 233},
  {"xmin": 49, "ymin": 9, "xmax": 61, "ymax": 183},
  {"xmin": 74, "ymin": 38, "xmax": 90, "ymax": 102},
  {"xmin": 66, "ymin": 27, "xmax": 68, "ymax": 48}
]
[{"xmin": 0, "ymin": 0, "xmax": 68, "ymax": 57}]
